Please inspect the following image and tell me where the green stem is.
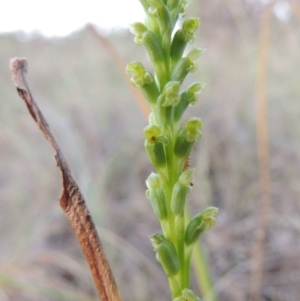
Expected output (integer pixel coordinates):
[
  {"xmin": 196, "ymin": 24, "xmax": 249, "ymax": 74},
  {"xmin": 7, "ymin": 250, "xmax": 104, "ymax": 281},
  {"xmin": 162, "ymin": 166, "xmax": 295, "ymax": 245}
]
[
  {"xmin": 192, "ymin": 243, "xmax": 218, "ymax": 301},
  {"xmin": 160, "ymin": 220, "xmax": 171, "ymax": 238},
  {"xmin": 175, "ymin": 213, "xmax": 185, "ymax": 289},
  {"xmin": 168, "ymin": 276, "xmax": 181, "ymax": 299},
  {"xmin": 184, "ymin": 247, "xmax": 193, "ymax": 288},
  {"xmin": 164, "ymin": 134, "xmax": 177, "ymax": 239},
  {"xmin": 159, "ymin": 170, "xmax": 175, "ymax": 241}
]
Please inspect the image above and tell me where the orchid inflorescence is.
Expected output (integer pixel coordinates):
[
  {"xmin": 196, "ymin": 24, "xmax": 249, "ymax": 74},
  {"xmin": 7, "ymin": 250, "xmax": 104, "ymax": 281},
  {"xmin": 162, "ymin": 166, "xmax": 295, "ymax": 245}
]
[{"xmin": 126, "ymin": 1, "xmax": 218, "ymax": 300}]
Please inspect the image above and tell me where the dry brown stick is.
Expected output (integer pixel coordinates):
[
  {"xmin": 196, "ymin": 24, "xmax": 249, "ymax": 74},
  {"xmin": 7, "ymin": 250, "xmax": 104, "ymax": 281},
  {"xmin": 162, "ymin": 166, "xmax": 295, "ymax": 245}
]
[
  {"xmin": 10, "ymin": 58, "xmax": 122, "ymax": 301},
  {"xmin": 250, "ymin": 3, "xmax": 273, "ymax": 301}
]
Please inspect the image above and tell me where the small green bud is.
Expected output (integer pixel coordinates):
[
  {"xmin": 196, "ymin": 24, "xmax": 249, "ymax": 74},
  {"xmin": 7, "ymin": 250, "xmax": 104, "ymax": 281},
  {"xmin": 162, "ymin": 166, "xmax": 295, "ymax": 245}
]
[
  {"xmin": 185, "ymin": 207, "xmax": 218, "ymax": 246},
  {"xmin": 126, "ymin": 61, "xmax": 152, "ymax": 87},
  {"xmin": 142, "ymin": 30, "xmax": 166, "ymax": 82},
  {"xmin": 158, "ymin": 81, "xmax": 180, "ymax": 107},
  {"xmin": 186, "ymin": 117, "xmax": 202, "ymax": 142},
  {"xmin": 167, "ymin": 0, "xmax": 179, "ymax": 10},
  {"xmin": 171, "ymin": 182, "xmax": 187, "ymax": 215},
  {"xmin": 145, "ymin": 13, "xmax": 160, "ymax": 35},
  {"xmin": 170, "ymin": 18, "xmax": 199, "ymax": 63},
  {"xmin": 186, "ymin": 82, "xmax": 205, "ymax": 105},
  {"xmin": 129, "ymin": 22, "xmax": 148, "ymax": 45},
  {"xmin": 173, "ymin": 289, "xmax": 201, "ymax": 301},
  {"xmin": 174, "ymin": 82, "xmax": 205, "ymax": 122},
  {"xmin": 178, "ymin": 0, "xmax": 188, "ymax": 18},
  {"xmin": 171, "ymin": 57, "xmax": 191, "ymax": 83},
  {"xmin": 187, "ymin": 82, "xmax": 203, "ymax": 94},
  {"xmin": 146, "ymin": 187, "xmax": 168, "ymax": 220},
  {"xmin": 174, "ymin": 118, "xmax": 202, "ymax": 159},
  {"xmin": 174, "ymin": 128, "xmax": 193, "ymax": 159},
  {"xmin": 150, "ymin": 233, "xmax": 164, "ymax": 248},
  {"xmin": 182, "ymin": 289, "xmax": 201, "ymax": 301},
  {"xmin": 187, "ymin": 48, "xmax": 204, "ymax": 60},
  {"xmin": 170, "ymin": 0, "xmax": 188, "ymax": 20},
  {"xmin": 179, "ymin": 168, "xmax": 194, "ymax": 186},
  {"xmin": 141, "ymin": 80, "xmax": 160, "ymax": 104},
  {"xmin": 144, "ymin": 124, "xmax": 161, "ymax": 143},
  {"xmin": 145, "ymin": 144, "xmax": 166, "ymax": 168},
  {"xmin": 170, "ymin": 30, "xmax": 187, "ymax": 63},
  {"xmin": 147, "ymin": 0, "xmax": 172, "ymax": 36},
  {"xmin": 173, "ymin": 91, "xmax": 190, "ymax": 122},
  {"xmin": 171, "ymin": 50, "xmax": 199, "ymax": 83},
  {"xmin": 144, "ymin": 125, "xmax": 168, "ymax": 144},
  {"xmin": 130, "ymin": 22, "xmax": 148, "ymax": 35},
  {"xmin": 171, "ymin": 169, "xmax": 194, "ymax": 215},
  {"xmin": 144, "ymin": 125, "xmax": 167, "ymax": 168},
  {"xmin": 146, "ymin": 172, "xmax": 161, "ymax": 189},
  {"xmin": 150, "ymin": 234, "xmax": 180, "ymax": 277},
  {"xmin": 199, "ymin": 206, "xmax": 219, "ymax": 219},
  {"xmin": 171, "ymin": 49, "xmax": 203, "ymax": 83},
  {"xmin": 145, "ymin": 140, "xmax": 166, "ymax": 168},
  {"xmin": 126, "ymin": 61, "xmax": 160, "ymax": 104},
  {"xmin": 142, "ymin": 30, "xmax": 165, "ymax": 64},
  {"xmin": 182, "ymin": 18, "xmax": 200, "ymax": 41}
]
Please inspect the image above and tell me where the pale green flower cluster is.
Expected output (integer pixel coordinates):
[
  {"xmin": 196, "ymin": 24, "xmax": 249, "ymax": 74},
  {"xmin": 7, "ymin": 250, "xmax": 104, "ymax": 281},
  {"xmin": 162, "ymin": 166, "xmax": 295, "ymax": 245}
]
[{"xmin": 127, "ymin": 1, "xmax": 218, "ymax": 300}]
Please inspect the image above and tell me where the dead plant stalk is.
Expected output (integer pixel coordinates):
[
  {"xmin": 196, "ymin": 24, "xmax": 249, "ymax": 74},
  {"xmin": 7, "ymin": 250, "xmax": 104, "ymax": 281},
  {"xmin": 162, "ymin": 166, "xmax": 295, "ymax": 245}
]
[
  {"xmin": 10, "ymin": 58, "xmax": 122, "ymax": 301},
  {"xmin": 250, "ymin": 3, "xmax": 272, "ymax": 301}
]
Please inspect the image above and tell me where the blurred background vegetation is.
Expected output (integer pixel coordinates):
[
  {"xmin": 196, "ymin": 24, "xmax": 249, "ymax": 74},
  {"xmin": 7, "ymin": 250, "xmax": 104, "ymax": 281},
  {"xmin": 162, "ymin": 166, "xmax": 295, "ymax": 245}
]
[{"xmin": 1, "ymin": 1, "xmax": 300, "ymax": 300}]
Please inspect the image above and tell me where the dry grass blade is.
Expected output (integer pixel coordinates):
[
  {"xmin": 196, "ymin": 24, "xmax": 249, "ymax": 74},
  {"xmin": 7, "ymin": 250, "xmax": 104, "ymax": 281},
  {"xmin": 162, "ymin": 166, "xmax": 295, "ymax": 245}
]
[
  {"xmin": 250, "ymin": 3, "xmax": 273, "ymax": 301},
  {"xmin": 9, "ymin": 58, "xmax": 122, "ymax": 301}
]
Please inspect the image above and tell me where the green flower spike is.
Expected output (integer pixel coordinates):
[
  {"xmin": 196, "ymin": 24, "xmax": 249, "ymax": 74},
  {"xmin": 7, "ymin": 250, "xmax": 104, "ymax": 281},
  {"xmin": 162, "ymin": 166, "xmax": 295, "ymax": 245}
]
[{"xmin": 128, "ymin": 1, "xmax": 218, "ymax": 299}]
